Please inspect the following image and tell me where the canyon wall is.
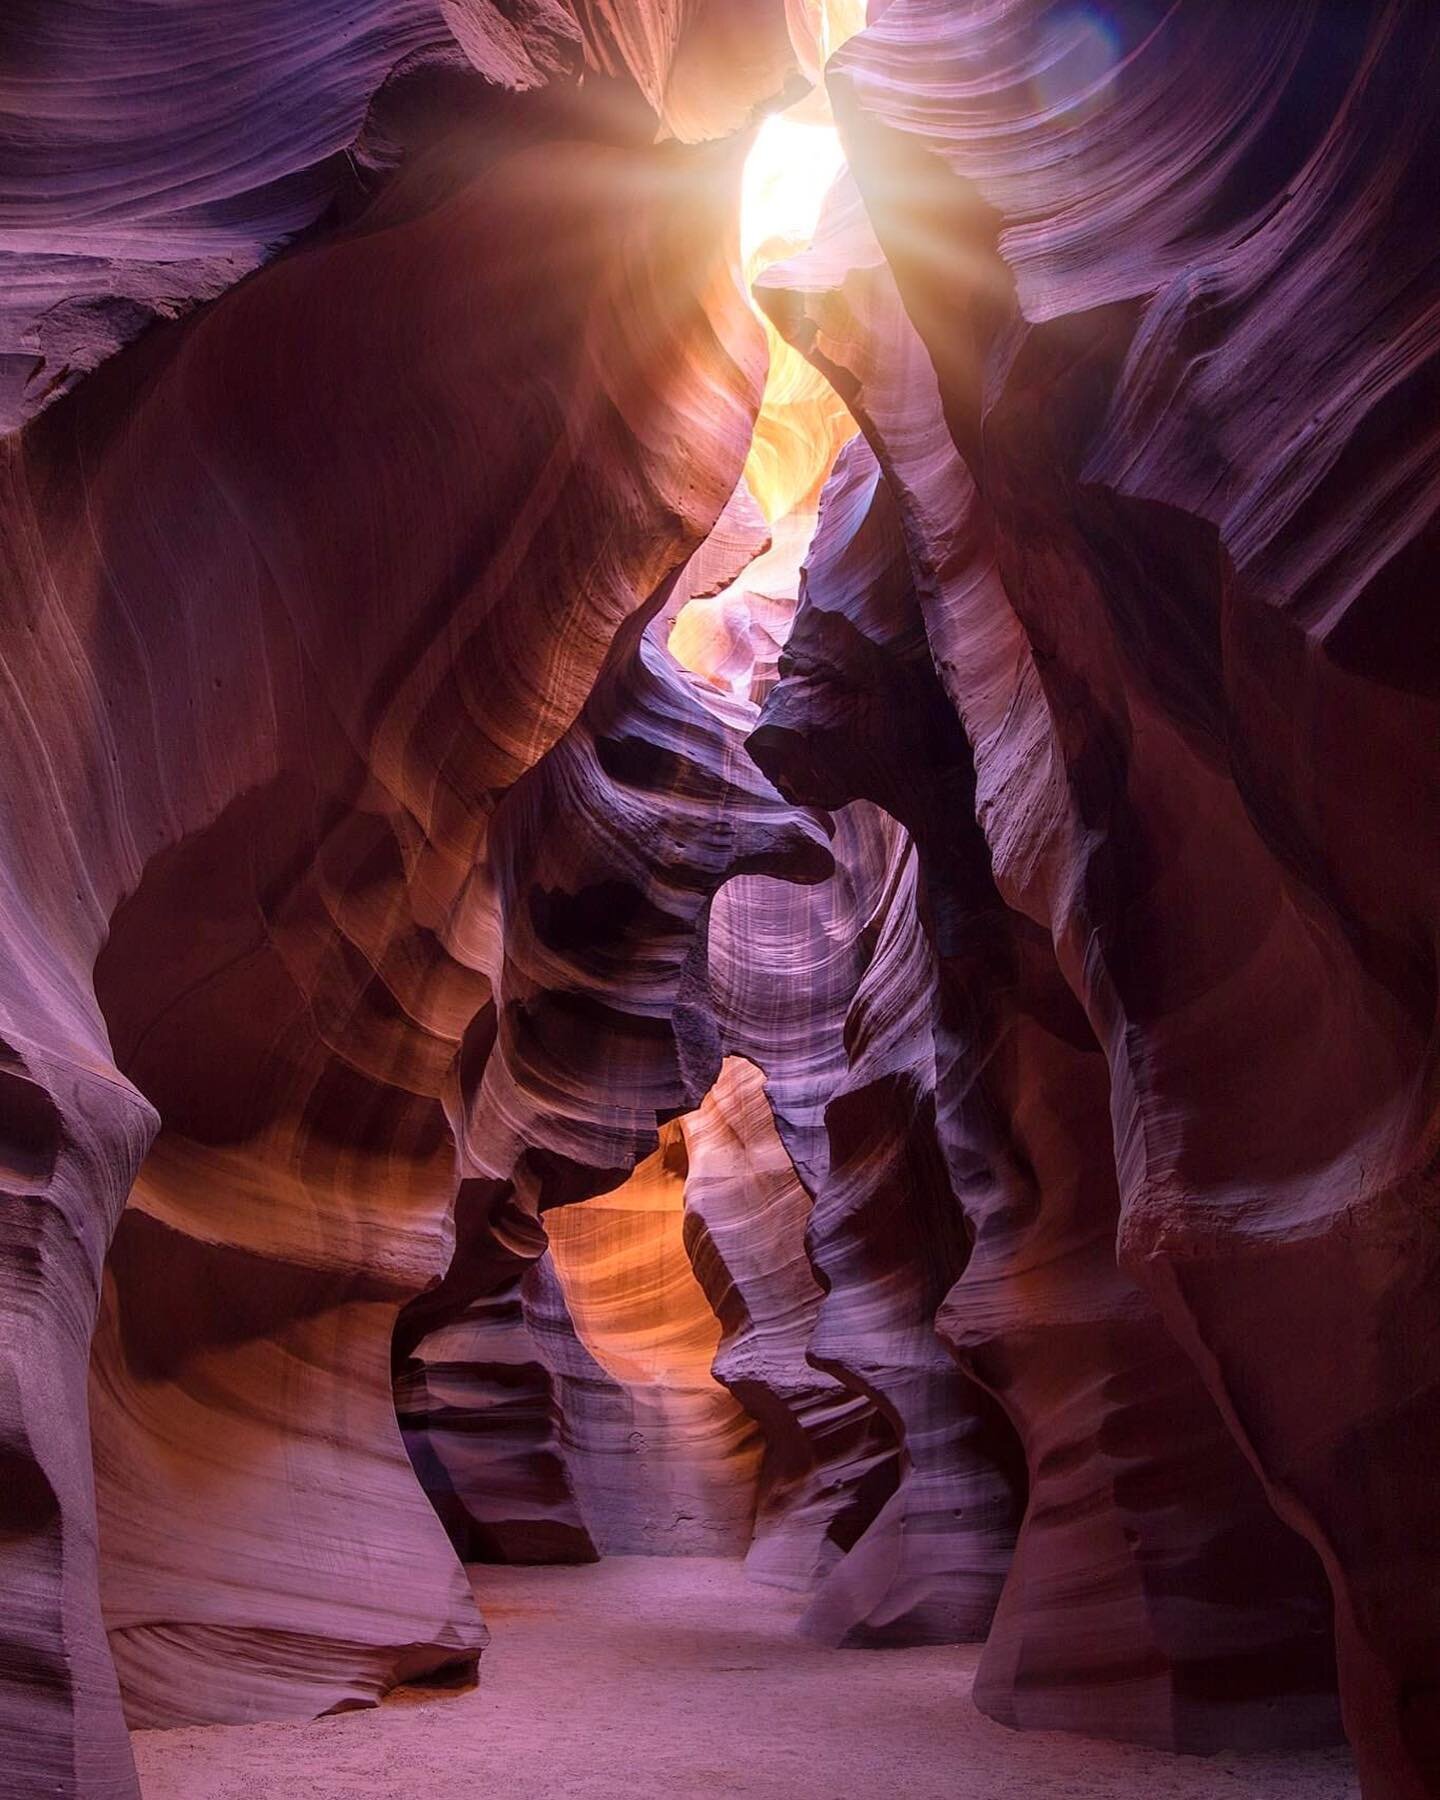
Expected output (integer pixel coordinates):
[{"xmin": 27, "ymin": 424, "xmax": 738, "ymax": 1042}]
[
  {"xmin": 1, "ymin": 5, "xmax": 1436, "ymax": 1800},
  {"xmin": 790, "ymin": 3, "xmax": 1436, "ymax": 1791},
  {"xmin": 0, "ymin": 7, "xmax": 803, "ymax": 1793}
]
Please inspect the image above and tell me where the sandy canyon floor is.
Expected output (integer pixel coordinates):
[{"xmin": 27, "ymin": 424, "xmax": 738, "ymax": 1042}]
[{"xmin": 134, "ymin": 1558, "xmax": 1361, "ymax": 1800}]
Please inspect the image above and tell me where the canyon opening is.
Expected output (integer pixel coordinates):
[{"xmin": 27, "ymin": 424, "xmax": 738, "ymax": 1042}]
[{"xmin": 1, "ymin": 5, "xmax": 1437, "ymax": 1800}]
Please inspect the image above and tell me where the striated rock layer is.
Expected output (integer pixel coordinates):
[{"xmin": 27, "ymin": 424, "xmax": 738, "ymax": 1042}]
[
  {"xmin": 769, "ymin": 2, "xmax": 1434, "ymax": 1791},
  {"xmin": 0, "ymin": 9, "xmax": 801, "ymax": 1792},
  {"xmin": 543, "ymin": 1129, "xmax": 763, "ymax": 1556},
  {"xmin": 681, "ymin": 1056, "xmax": 900, "ymax": 1592},
  {"xmin": 753, "ymin": 165, "xmax": 1345, "ymax": 1742},
  {"xmin": 0, "ymin": 3, "xmax": 1435, "ymax": 1799},
  {"xmin": 0, "ymin": 0, "xmax": 803, "ymax": 430}
]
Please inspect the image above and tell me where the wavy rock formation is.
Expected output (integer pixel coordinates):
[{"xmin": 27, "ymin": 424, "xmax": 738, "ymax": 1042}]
[
  {"xmin": 0, "ymin": 0, "xmax": 444, "ymax": 430},
  {"xmin": 704, "ymin": 794, "xmax": 1025, "ymax": 1646},
  {"xmin": 769, "ymin": 414, "xmax": 1341, "ymax": 1736},
  {"xmin": 0, "ymin": 0, "xmax": 805, "ymax": 431},
  {"xmin": 743, "ymin": 451, "xmax": 1029, "ymax": 1648},
  {"xmin": 395, "ymin": 1188, "xmax": 600, "ymax": 1566},
  {"xmin": 0, "ymin": 3, "xmax": 1434, "ymax": 1798},
  {"xmin": 542, "ymin": 1129, "xmax": 763, "ymax": 1555},
  {"xmin": 680, "ymin": 1056, "xmax": 899, "ymax": 1589},
  {"xmin": 794, "ymin": 3, "xmax": 1435, "ymax": 1789},
  {"xmin": 794, "ymin": 849, "xmax": 1026, "ymax": 1651},
  {"xmin": 0, "ymin": 9, "xmax": 803, "ymax": 1790},
  {"xmin": 754, "ymin": 168, "xmax": 1344, "ymax": 1744},
  {"xmin": 390, "ymin": 557, "xmax": 832, "ymax": 1554}
]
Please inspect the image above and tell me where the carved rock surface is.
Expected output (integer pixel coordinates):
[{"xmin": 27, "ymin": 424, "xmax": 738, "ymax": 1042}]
[
  {"xmin": 391, "ymin": 558, "xmax": 832, "ymax": 1567},
  {"xmin": 1, "ymin": 11, "xmax": 795, "ymax": 1789},
  {"xmin": 703, "ymin": 788, "xmax": 1025, "ymax": 1645},
  {"xmin": 809, "ymin": 3, "xmax": 1437, "ymax": 1789},
  {"xmin": 0, "ymin": 0, "xmax": 801, "ymax": 430},
  {"xmin": 681, "ymin": 1056, "xmax": 899, "ymax": 1590},
  {"xmin": 542, "ymin": 1129, "xmax": 763, "ymax": 1556},
  {"xmin": 0, "ymin": 4, "xmax": 1433, "ymax": 1798},
  {"xmin": 755, "ymin": 170, "xmax": 1342, "ymax": 1745},
  {"xmin": 745, "ymin": 456, "xmax": 1028, "ymax": 1648}
]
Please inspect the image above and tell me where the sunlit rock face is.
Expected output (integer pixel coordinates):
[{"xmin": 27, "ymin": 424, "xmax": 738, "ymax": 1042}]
[
  {"xmin": 0, "ymin": 6, "xmax": 802, "ymax": 1792},
  {"xmin": 71, "ymin": 84, "xmax": 773, "ymax": 1713},
  {"xmin": 542, "ymin": 1127, "xmax": 763, "ymax": 1555},
  {"xmin": 682, "ymin": 1056, "xmax": 900, "ymax": 1592},
  {"xmin": 790, "ymin": 2, "xmax": 1435, "ymax": 1793},
  {"xmin": 0, "ymin": 3, "xmax": 1435, "ymax": 1799},
  {"xmin": 751, "ymin": 393, "xmax": 1338, "ymax": 1735},
  {"xmin": 0, "ymin": 0, "xmax": 803, "ymax": 432}
]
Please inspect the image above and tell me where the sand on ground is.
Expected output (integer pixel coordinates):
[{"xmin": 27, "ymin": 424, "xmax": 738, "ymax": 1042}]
[{"xmin": 133, "ymin": 1557, "xmax": 1361, "ymax": 1800}]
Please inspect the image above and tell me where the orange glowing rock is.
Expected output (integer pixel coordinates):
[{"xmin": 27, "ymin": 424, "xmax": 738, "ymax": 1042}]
[{"xmin": 544, "ymin": 1131, "xmax": 764, "ymax": 1554}]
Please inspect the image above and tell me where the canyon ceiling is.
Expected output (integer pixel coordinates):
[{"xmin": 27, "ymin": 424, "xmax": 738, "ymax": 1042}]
[{"xmin": 1, "ymin": 3, "xmax": 1437, "ymax": 1799}]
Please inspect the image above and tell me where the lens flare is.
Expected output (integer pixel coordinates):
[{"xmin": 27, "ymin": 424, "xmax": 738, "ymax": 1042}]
[{"xmin": 1032, "ymin": 5, "xmax": 1124, "ymax": 124}]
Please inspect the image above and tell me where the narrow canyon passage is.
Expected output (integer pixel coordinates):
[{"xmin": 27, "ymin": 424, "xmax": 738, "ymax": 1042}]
[
  {"xmin": 2, "ymin": 6, "xmax": 1437, "ymax": 1800},
  {"xmin": 133, "ymin": 1562, "xmax": 1363, "ymax": 1800}
]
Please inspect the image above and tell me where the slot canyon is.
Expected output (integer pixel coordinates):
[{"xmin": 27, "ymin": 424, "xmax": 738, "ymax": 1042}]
[{"xmin": 0, "ymin": 3, "xmax": 1436, "ymax": 1798}]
